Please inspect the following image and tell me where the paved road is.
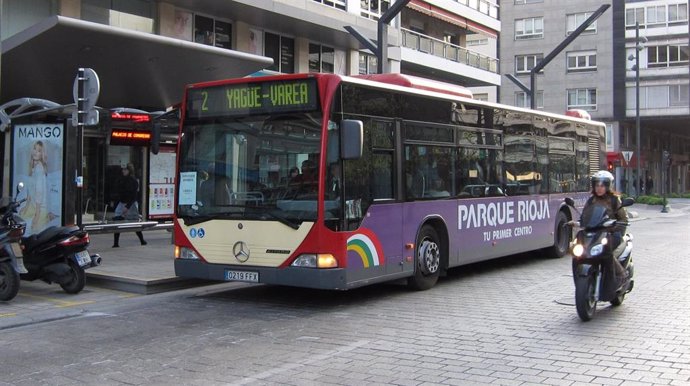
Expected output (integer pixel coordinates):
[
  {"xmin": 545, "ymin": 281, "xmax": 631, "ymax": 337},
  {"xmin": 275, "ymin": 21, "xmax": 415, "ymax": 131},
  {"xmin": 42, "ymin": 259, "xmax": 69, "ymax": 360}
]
[{"xmin": 0, "ymin": 202, "xmax": 689, "ymax": 385}]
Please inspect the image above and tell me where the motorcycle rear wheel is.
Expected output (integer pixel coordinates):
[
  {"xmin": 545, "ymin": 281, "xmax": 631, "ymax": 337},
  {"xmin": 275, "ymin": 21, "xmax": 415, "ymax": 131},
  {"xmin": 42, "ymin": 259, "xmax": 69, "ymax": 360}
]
[
  {"xmin": 575, "ymin": 275, "xmax": 597, "ymax": 321},
  {"xmin": 0, "ymin": 261, "xmax": 20, "ymax": 301},
  {"xmin": 60, "ymin": 261, "xmax": 86, "ymax": 294}
]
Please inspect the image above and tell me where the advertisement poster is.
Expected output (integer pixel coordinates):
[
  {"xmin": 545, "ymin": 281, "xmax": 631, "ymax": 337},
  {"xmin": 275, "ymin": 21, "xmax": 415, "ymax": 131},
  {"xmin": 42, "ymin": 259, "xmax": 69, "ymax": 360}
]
[
  {"xmin": 148, "ymin": 146, "xmax": 176, "ymax": 219},
  {"xmin": 12, "ymin": 124, "xmax": 64, "ymax": 236}
]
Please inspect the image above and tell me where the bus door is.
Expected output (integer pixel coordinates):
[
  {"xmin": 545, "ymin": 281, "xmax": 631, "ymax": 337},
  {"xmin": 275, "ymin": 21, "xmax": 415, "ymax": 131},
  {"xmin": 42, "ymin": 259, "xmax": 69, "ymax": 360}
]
[{"xmin": 333, "ymin": 118, "xmax": 404, "ymax": 277}]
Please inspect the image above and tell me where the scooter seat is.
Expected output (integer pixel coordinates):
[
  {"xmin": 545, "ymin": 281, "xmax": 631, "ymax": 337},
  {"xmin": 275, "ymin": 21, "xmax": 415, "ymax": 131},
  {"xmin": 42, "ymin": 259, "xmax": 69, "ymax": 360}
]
[{"xmin": 22, "ymin": 225, "xmax": 80, "ymax": 251}]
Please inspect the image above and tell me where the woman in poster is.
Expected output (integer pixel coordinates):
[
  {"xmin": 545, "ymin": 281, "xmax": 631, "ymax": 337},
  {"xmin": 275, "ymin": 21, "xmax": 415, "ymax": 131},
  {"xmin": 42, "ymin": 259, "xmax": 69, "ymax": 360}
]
[{"xmin": 20, "ymin": 140, "xmax": 57, "ymax": 232}]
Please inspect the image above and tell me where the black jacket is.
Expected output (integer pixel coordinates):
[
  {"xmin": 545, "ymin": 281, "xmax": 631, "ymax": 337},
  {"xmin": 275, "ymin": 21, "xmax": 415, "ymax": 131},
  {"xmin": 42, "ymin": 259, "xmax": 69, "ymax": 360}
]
[{"xmin": 118, "ymin": 175, "xmax": 139, "ymax": 208}]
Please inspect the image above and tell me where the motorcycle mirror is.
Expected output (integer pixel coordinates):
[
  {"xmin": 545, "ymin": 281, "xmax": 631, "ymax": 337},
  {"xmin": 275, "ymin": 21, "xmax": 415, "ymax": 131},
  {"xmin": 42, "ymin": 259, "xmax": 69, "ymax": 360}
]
[
  {"xmin": 621, "ymin": 197, "xmax": 635, "ymax": 207},
  {"xmin": 564, "ymin": 197, "xmax": 575, "ymax": 207}
]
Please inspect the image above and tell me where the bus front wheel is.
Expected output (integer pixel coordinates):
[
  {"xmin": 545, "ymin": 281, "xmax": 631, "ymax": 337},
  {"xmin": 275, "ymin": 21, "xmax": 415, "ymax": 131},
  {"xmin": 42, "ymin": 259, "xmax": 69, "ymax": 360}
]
[
  {"xmin": 547, "ymin": 211, "xmax": 570, "ymax": 258},
  {"xmin": 408, "ymin": 225, "xmax": 441, "ymax": 291}
]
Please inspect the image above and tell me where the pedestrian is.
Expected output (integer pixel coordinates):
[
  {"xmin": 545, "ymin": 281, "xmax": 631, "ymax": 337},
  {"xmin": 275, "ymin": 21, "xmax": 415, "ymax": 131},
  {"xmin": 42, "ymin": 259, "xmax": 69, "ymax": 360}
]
[
  {"xmin": 112, "ymin": 164, "xmax": 147, "ymax": 247},
  {"xmin": 646, "ymin": 176, "xmax": 653, "ymax": 195}
]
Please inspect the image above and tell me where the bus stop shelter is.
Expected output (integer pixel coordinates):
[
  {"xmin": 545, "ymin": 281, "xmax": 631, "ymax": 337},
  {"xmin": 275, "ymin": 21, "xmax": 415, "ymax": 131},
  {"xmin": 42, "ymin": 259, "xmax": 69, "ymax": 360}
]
[{"xmin": 1, "ymin": 15, "xmax": 272, "ymax": 235}]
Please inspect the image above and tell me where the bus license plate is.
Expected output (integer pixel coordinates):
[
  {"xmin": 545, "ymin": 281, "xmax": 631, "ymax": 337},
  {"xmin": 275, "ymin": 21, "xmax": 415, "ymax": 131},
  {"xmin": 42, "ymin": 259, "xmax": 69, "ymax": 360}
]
[{"xmin": 225, "ymin": 270, "xmax": 259, "ymax": 283}]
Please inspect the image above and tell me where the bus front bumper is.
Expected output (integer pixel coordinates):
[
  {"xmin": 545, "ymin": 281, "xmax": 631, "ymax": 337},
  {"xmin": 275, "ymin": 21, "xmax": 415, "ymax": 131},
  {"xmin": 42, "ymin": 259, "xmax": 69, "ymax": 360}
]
[{"xmin": 174, "ymin": 259, "xmax": 348, "ymax": 290}]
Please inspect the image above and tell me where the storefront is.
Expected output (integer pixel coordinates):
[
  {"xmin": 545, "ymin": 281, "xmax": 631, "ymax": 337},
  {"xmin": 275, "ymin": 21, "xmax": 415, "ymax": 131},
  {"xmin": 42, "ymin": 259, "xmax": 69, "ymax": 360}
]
[{"xmin": 1, "ymin": 104, "xmax": 180, "ymax": 235}]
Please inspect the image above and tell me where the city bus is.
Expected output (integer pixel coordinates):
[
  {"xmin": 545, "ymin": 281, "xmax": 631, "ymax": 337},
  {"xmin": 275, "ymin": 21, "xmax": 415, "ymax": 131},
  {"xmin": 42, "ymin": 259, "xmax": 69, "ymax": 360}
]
[{"xmin": 173, "ymin": 73, "xmax": 604, "ymax": 290}]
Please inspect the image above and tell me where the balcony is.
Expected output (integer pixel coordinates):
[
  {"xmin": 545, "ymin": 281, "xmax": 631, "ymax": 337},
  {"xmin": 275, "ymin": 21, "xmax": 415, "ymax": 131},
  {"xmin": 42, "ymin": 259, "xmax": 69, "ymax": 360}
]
[{"xmin": 401, "ymin": 28, "xmax": 498, "ymax": 73}]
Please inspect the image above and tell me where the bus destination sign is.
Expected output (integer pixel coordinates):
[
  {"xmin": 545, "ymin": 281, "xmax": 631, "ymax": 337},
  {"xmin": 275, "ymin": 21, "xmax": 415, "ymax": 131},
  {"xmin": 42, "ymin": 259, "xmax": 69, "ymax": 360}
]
[{"xmin": 187, "ymin": 79, "xmax": 318, "ymax": 118}]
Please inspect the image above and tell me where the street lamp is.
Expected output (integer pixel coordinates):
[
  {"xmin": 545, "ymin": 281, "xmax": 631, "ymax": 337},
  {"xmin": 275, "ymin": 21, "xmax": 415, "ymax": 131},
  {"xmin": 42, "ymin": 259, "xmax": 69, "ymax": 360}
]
[{"xmin": 627, "ymin": 22, "xmax": 646, "ymax": 198}]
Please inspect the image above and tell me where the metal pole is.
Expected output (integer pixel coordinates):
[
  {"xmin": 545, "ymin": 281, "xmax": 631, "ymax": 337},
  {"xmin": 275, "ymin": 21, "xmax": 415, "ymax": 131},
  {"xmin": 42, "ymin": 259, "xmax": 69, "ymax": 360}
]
[
  {"xmin": 76, "ymin": 68, "xmax": 85, "ymax": 229},
  {"xmin": 635, "ymin": 22, "xmax": 641, "ymax": 198}
]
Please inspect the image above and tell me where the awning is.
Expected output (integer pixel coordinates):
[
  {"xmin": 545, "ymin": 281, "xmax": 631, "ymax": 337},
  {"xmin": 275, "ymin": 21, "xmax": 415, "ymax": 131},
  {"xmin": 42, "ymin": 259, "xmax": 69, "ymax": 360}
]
[
  {"xmin": 407, "ymin": 0, "xmax": 498, "ymax": 39},
  {"xmin": 1, "ymin": 16, "xmax": 273, "ymax": 110}
]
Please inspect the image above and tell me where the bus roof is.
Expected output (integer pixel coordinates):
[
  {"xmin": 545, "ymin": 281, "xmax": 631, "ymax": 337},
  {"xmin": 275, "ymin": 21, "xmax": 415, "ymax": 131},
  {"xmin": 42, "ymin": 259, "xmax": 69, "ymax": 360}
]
[
  {"xmin": 354, "ymin": 73, "xmax": 473, "ymax": 99},
  {"xmin": 185, "ymin": 73, "xmax": 605, "ymax": 129}
]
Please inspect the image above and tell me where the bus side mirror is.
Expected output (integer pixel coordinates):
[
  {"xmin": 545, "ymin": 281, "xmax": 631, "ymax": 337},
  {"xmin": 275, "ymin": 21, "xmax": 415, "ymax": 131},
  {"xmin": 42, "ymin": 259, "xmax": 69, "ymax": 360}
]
[
  {"xmin": 151, "ymin": 122, "xmax": 161, "ymax": 155},
  {"xmin": 341, "ymin": 120, "xmax": 363, "ymax": 160}
]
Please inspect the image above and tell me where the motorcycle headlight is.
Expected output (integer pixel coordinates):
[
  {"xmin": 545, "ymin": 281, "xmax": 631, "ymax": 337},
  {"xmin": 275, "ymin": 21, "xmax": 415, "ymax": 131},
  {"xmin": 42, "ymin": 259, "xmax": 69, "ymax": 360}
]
[
  {"xmin": 572, "ymin": 244, "xmax": 584, "ymax": 257},
  {"xmin": 590, "ymin": 244, "xmax": 604, "ymax": 256}
]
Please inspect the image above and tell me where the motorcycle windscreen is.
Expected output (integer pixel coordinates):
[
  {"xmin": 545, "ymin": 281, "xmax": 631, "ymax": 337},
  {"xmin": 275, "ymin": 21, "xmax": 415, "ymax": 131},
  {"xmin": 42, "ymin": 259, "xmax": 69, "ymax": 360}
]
[{"xmin": 580, "ymin": 204, "xmax": 610, "ymax": 230}]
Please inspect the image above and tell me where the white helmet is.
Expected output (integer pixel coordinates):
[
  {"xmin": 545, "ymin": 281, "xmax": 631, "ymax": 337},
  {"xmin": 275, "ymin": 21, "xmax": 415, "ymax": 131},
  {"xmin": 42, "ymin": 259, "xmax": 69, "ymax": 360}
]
[{"xmin": 591, "ymin": 170, "xmax": 614, "ymax": 191}]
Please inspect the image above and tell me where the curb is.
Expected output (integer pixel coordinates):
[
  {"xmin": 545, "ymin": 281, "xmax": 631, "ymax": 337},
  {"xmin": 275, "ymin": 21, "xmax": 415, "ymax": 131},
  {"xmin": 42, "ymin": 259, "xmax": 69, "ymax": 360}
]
[{"xmin": 86, "ymin": 272, "xmax": 210, "ymax": 295}]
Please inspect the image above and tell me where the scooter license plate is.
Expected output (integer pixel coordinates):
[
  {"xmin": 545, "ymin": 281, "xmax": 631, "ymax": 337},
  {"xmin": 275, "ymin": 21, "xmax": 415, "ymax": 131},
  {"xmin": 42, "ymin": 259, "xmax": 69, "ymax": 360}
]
[{"xmin": 74, "ymin": 250, "xmax": 92, "ymax": 267}]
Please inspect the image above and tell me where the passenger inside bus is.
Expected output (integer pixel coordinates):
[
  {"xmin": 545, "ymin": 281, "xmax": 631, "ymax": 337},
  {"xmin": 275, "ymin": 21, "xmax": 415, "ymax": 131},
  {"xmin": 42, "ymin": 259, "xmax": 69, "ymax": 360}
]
[
  {"xmin": 288, "ymin": 159, "xmax": 318, "ymax": 198},
  {"xmin": 197, "ymin": 162, "xmax": 231, "ymax": 207}
]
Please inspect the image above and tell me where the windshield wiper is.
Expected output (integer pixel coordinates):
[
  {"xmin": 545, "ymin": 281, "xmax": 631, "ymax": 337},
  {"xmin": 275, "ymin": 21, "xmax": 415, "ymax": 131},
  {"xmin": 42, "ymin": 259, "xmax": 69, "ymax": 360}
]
[
  {"xmin": 181, "ymin": 211, "xmax": 244, "ymax": 226},
  {"xmin": 261, "ymin": 211, "xmax": 300, "ymax": 230}
]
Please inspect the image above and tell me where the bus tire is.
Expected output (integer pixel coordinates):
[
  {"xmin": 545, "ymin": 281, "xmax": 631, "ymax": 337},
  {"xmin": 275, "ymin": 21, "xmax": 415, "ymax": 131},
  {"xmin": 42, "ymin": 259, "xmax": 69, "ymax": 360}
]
[
  {"xmin": 547, "ymin": 211, "xmax": 570, "ymax": 258},
  {"xmin": 408, "ymin": 225, "xmax": 441, "ymax": 291}
]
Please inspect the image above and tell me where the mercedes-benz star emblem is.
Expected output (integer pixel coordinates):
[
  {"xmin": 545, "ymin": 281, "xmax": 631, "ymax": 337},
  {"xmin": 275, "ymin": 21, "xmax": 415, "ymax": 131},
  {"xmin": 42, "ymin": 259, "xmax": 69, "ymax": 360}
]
[{"xmin": 233, "ymin": 241, "xmax": 250, "ymax": 263}]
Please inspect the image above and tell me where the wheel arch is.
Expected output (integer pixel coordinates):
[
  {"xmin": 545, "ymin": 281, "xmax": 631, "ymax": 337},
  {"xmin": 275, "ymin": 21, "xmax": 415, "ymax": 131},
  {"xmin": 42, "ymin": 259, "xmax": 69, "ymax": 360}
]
[{"xmin": 417, "ymin": 215, "xmax": 450, "ymax": 272}]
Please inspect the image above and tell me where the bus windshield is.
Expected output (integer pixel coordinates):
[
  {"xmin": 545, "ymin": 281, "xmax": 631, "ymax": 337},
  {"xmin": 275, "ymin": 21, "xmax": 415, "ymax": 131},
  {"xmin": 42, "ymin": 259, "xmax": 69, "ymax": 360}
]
[{"xmin": 177, "ymin": 112, "xmax": 323, "ymax": 227}]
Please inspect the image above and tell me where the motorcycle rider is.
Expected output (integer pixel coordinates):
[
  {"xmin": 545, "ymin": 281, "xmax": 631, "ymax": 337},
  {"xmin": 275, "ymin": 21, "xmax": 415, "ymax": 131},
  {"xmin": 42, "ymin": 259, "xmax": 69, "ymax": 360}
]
[{"xmin": 579, "ymin": 170, "xmax": 629, "ymax": 286}]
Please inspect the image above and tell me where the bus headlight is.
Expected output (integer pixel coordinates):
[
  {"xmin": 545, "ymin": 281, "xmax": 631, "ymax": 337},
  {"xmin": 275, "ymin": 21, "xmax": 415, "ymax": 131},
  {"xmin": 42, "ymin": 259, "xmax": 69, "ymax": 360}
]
[
  {"xmin": 291, "ymin": 254, "xmax": 338, "ymax": 268},
  {"xmin": 572, "ymin": 244, "xmax": 584, "ymax": 257},
  {"xmin": 176, "ymin": 246, "xmax": 200, "ymax": 260}
]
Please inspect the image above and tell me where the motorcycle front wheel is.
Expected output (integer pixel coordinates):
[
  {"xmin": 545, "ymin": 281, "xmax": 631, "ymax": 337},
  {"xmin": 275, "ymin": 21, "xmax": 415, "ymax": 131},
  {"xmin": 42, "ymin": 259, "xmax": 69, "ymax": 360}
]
[
  {"xmin": 575, "ymin": 275, "xmax": 597, "ymax": 321},
  {"xmin": 0, "ymin": 261, "xmax": 20, "ymax": 301},
  {"xmin": 60, "ymin": 260, "xmax": 86, "ymax": 294}
]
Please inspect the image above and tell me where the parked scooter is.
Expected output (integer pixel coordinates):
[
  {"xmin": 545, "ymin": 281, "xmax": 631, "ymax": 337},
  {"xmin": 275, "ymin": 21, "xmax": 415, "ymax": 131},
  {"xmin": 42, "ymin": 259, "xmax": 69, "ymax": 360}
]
[
  {"xmin": 0, "ymin": 183, "xmax": 28, "ymax": 301},
  {"xmin": 20, "ymin": 225, "xmax": 102, "ymax": 294},
  {"xmin": 564, "ymin": 197, "xmax": 635, "ymax": 321}
]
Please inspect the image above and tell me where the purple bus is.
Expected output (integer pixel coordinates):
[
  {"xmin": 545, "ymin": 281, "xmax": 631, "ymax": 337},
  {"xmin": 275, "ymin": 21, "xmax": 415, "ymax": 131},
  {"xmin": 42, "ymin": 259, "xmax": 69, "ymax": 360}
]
[{"xmin": 173, "ymin": 73, "xmax": 605, "ymax": 290}]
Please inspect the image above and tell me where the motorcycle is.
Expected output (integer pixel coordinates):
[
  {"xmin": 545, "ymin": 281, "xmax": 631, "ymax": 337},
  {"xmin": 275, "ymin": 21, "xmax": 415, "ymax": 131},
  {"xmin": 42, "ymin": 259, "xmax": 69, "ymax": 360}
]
[
  {"xmin": 20, "ymin": 225, "xmax": 102, "ymax": 294},
  {"xmin": 564, "ymin": 197, "xmax": 635, "ymax": 321},
  {"xmin": 0, "ymin": 183, "xmax": 28, "ymax": 301}
]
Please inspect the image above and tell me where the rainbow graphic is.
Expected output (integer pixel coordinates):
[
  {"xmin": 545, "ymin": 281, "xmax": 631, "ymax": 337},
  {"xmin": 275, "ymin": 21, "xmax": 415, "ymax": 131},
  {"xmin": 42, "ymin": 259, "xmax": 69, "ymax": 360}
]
[{"xmin": 347, "ymin": 229, "xmax": 384, "ymax": 268}]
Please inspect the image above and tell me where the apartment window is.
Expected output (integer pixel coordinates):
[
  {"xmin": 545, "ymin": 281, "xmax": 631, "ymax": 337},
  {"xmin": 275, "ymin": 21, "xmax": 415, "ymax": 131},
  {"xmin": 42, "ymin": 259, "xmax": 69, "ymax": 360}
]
[
  {"xmin": 647, "ymin": 5, "xmax": 667, "ymax": 25},
  {"xmin": 515, "ymin": 17, "xmax": 544, "ymax": 40},
  {"xmin": 82, "ymin": 0, "xmax": 155, "ymax": 32},
  {"xmin": 312, "ymin": 0, "xmax": 346, "ymax": 11},
  {"xmin": 265, "ymin": 32, "xmax": 295, "ymax": 73},
  {"xmin": 515, "ymin": 0, "xmax": 543, "ymax": 4},
  {"xmin": 309, "ymin": 43, "xmax": 335, "ymax": 73},
  {"xmin": 467, "ymin": 38, "xmax": 488, "ymax": 46},
  {"xmin": 567, "ymin": 51, "xmax": 597, "ymax": 72},
  {"xmin": 669, "ymin": 3, "xmax": 689, "ymax": 23},
  {"xmin": 567, "ymin": 12, "xmax": 597, "ymax": 34},
  {"xmin": 361, "ymin": 0, "xmax": 390, "ymax": 20},
  {"xmin": 474, "ymin": 93, "xmax": 489, "ymax": 101},
  {"xmin": 515, "ymin": 91, "xmax": 544, "ymax": 108},
  {"xmin": 359, "ymin": 53, "xmax": 378, "ymax": 75},
  {"xmin": 194, "ymin": 15, "xmax": 231, "ymax": 49},
  {"xmin": 625, "ymin": 7, "xmax": 645, "ymax": 27},
  {"xmin": 648, "ymin": 45, "xmax": 690, "ymax": 68},
  {"xmin": 670, "ymin": 84, "xmax": 689, "ymax": 106},
  {"xmin": 515, "ymin": 54, "xmax": 543, "ymax": 74},
  {"xmin": 567, "ymin": 88, "xmax": 597, "ymax": 111}
]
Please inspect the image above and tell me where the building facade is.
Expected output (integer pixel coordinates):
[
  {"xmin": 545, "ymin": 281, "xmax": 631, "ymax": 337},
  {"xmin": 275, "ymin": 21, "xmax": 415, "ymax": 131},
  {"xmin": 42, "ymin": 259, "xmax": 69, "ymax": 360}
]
[
  {"xmin": 0, "ymin": 0, "xmax": 500, "ymax": 232},
  {"xmin": 1, "ymin": 0, "xmax": 500, "ymax": 107},
  {"xmin": 500, "ymin": 0, "xmax": 689, "ymax": 195}
]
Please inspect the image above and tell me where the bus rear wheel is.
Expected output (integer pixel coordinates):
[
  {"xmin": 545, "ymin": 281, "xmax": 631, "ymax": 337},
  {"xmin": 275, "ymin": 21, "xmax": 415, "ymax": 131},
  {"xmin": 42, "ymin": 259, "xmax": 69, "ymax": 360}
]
[{"xmin": 408, "ymin": 225, "xmax": 441, "ymax": 291}]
